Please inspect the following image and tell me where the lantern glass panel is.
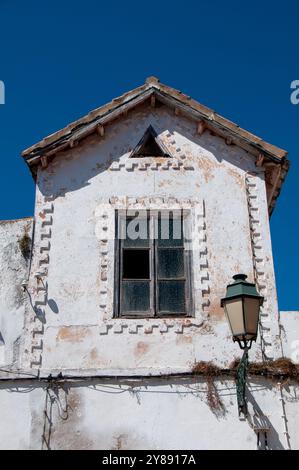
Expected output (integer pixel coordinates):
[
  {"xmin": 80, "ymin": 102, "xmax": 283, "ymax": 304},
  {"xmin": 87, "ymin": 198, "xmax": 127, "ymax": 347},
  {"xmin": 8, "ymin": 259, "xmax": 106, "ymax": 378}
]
[
  {"xmin": 244, "ymin": 297, "xmax": 260, "ymax": 338},
  {"xmin": 224, "ymin": 298, "xmax": 245, "ymax": 337}
]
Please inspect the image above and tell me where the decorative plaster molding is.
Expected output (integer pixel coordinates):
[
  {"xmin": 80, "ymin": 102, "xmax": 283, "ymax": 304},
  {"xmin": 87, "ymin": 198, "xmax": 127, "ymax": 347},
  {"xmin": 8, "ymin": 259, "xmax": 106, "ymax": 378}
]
[
  {"xmin": 246, "ymin": 174, "xmax": 272, "ymax": 360},
  {"xmin": 193, "ymin": 201, "xmax": 210, "ymax": 315},
  {"xmin": 109, "ymin": 159, "xmax": 193, "ymax": 171},
  {"xmin": 105, "ymin": 196, "xmax": 201, "ymax": 210},
  {"xmin": 108, "ymin": 131, "xmax": 195, "ymax": 172},
  {"xmin": 29, "ymin": 202, "xmax": 54, "ymax": 368},
  {"xmin": 99, "ymin": 319, "xmax": 204, "ymax": 335},
  {"xmin": 96, "ymin": 196, "xmax": 209, "ymax": 330}
]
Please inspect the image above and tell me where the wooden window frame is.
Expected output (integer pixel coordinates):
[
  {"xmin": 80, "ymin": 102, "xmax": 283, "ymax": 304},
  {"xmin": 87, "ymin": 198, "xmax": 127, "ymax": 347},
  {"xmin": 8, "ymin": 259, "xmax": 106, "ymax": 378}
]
[{"xmin": 114, "ymin": 209, "xmax": 193, "ymax": 319}]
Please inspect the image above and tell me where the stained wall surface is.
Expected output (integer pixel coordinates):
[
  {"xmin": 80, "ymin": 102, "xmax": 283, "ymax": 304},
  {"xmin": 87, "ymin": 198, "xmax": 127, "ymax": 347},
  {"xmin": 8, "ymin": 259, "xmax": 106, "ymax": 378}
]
[
  {"xmin": 0, "ymin": 218, "xmax": 33, "ymax": 367},
  {"xmin": 22, "ymin": 104, "xmax": 280, "ymax": 373},
  {"xmin": 0, "ymin": 376, "xmax": 297, "ymax": 450},
  {"xmin": 0, "ymin": 103, "xmax": 297, "ymax": 450}
]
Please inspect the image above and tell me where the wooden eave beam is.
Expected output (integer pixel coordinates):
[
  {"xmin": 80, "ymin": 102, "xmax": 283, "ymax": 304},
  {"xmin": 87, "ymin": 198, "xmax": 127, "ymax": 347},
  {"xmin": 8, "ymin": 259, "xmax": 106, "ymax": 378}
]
[
  {"xmin": 256, "ymin": 153, "xmax": 265, "ymax": 167},
  {"xmin": 97, "ymin": 125, "xmax": 105, "ymax": 137},
  {"xmin": 197, "ymin": 120, "xmax": 206, "ymax": 135},
  {"xmin": 41, "ymin": 156, "xmax": 48, "ymax": 169}
]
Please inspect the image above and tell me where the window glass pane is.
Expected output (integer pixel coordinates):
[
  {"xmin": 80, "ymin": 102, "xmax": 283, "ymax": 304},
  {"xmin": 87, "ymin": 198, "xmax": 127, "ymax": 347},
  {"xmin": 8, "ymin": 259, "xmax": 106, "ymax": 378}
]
[
  {"xmin": 157, "ymin": 214, "xmax": 183, "ymax": 247},
  {"xmin": 158, "ymin": 281, "xmax": 186, "ymax": 313},
  {"xmin": 122, "ymin": 215, "xmax": 149, "ymax": 247},
  {"xmin": 121, "ymin": 281, "xmax": 150, "ymax": 313},
  {"xmin": 158, "ymin": 249, "xmax": 185, "ymax": 279},
  {"xmin": 123, "ymin": 249, "xmax": 150, "ymax": 279}
]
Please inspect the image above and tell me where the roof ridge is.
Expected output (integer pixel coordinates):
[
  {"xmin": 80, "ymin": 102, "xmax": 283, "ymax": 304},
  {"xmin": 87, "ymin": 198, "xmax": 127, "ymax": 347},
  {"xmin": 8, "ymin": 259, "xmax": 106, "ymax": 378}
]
[{"xmin": 22, "ymin": 76, "xmax": 287, "ymax": 165}]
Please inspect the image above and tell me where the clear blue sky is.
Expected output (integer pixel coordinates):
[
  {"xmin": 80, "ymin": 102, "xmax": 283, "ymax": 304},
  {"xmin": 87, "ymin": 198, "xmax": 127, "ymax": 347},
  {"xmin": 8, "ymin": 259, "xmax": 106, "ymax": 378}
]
[{"xmin": 0, "ymin": 1, "xmax": 298, "ymax": 310}]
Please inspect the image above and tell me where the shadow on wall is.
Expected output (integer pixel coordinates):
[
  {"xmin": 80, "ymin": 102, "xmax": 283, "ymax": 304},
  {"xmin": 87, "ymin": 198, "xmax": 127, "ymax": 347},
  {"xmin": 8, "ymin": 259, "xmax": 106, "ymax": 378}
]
[
  {"xmin": 246, "ymin": 387, "xmax": 285, "ymax": 450},
  {"xmin": 0, "ymin": 332, "xmax": 4, "ymax": 365},
  {"xmin": 0, "ymin": 376, "xmax": 297, "ymax": 450},
  {"xmin": 24, "ymin": 288, "xmax": 59, "ymax": 325},
  {"xmin": 48, "ymin": 299, "xmax": 59, "ymax": 314}
]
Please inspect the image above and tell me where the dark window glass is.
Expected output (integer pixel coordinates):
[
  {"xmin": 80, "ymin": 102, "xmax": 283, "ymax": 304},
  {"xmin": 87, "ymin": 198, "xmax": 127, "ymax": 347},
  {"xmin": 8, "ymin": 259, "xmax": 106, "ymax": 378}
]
[
  {"xmin": 123, "ymin": 215, "xmax": 149, "ymax": 247},
  {"xmin": 122, "ymin": 281, "xmax": 150, "ymax": 312},
  {"xmin": 157, "ymin": 215, "xmax": 183, "ymax": 247},
  {"xmin": 157, "ymin": 249, "xmax": 185, "ymax": 279},
  {"xmin": 123, "ymin": 249, "xmax": 150, "ymax": 279},
  {"xmin": 138, "ymin": 134, "xmax": 164, "ymax": 157},
  {"xmin": 158, "ymin": 281, "xmax": 186, "ymax": 313}
]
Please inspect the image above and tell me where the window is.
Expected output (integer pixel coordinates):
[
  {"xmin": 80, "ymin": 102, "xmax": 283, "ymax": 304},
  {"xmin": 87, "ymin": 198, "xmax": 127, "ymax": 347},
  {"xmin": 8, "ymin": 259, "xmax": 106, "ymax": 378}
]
[
  {"xmin": 114, "ymin": 210, "xmax": 192, "ymax": 317},
  {"xmin": 129, "ymin": 126, "xmax": 170, "ymax": 158}
]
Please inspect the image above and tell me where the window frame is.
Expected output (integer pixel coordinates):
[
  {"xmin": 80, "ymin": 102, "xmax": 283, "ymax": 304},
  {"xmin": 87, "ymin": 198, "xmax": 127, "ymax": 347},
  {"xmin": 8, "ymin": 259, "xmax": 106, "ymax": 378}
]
[{"xmin": 114, "ymin": 209, "xmax": 193, "ymax": 319}]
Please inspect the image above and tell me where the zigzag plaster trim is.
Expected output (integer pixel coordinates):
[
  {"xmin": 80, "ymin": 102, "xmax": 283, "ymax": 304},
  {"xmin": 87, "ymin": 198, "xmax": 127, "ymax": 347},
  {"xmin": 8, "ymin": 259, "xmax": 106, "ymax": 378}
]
[
  {"xmin": 30, "ymin": 202, "xmax": 54, "ymax": 368},
  {"xmin": 96, "ymin": 196, "xmax": 209, "ymax": 332},
  {"xmin": 109, "ymin": 159, "xmax": 194, "ymax": 171},
  {"xmin": 246, "ymin": 174, "xmax": 273, "ymax": 360},
  {"xmin": 99, "ymin": 319, "xmax": 204, "ymax": 335},
  {"xmin": 193, "ymin": 201, "xmax": 210, "ymax": 315},
  {"xmin": 109, "ymin": 130, "xmax": 195, "ymax": 172}
]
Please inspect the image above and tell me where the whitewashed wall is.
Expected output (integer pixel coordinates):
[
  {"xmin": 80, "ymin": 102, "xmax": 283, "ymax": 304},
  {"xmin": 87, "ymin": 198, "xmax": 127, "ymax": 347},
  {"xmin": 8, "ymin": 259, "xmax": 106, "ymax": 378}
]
[
  {"xmin": 0, "ymin": 376, "xmax": 297, "ymax": 450},
  {"xmin": 0, "ymin": 218, "xmax": 33, "ymax": 367},
  {"xmin": 21, "ymin": 103, "xmax": 280, "ymax": 373},
  {"xmin": 0, "ymin": 103, "xmax": 297, "ymax": 450}
]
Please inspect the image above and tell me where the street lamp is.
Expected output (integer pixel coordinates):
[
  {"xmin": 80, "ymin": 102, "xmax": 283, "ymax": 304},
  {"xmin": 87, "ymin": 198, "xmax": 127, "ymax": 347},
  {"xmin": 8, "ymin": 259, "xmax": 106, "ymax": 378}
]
[{"xmin": 221, "ymin": 274, "xmax": 264, "ymax": 416}]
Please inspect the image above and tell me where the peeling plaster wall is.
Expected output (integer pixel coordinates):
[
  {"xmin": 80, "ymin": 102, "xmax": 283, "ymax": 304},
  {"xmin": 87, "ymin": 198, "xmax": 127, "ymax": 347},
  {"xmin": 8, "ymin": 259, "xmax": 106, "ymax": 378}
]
[
  {"xmin": 0, "ymin": 377, "xmax": 298, "ymax": 450},
  {"xmin": 0, "ymin": 218, "xmax": 33, "ymax": 367},
  {"xmin": 21, "ymin": 104, "xmax": 281, "ymax": 372},
  {"xmin": 0, "ymin": 104, "xmax": 298, "ymax": 450}
]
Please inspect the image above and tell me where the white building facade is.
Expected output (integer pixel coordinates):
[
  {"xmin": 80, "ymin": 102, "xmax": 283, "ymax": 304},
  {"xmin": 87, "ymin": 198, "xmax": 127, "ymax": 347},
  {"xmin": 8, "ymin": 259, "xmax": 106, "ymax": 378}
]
[{"xmin": 0, "ymin": 77, "xmax": 298, "ymax": 450}]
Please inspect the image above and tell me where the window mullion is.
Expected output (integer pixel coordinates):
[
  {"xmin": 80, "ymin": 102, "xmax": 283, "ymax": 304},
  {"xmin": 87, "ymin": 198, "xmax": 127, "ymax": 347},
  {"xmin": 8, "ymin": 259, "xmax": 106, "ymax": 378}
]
[
  {"xmin": 150, "ymin": 214, "xmax": 156, "ymax": 316},
  {"xmin": 117, "ymin": 214, "xmax": 124, "ymax": 317},
  {"xmin": 183, "ymin": 211, "xmax": 192, "ymax": 316}
]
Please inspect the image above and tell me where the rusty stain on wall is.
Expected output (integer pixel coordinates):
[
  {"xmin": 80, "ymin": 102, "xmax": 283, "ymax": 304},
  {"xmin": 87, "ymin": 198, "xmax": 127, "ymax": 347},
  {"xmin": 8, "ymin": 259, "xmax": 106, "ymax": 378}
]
[
  {"xmin": 135, "ymin": 341, "xmax": 150, "ymax": 357},
  {"xmin": 56, "ymin": 326, "xmax": 91, "ymax": 343}
]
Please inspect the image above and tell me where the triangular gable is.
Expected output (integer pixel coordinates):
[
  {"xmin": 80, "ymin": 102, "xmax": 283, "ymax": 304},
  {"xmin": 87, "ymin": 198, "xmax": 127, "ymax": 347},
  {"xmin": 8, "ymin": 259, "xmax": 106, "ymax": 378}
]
[
  {"xmin": 21, "ymin": 76, "xmax": 289, "ymax": 215},
  {"xmin": 22, "ymin": 77, "xmax": 288, "ymax": 165}
]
